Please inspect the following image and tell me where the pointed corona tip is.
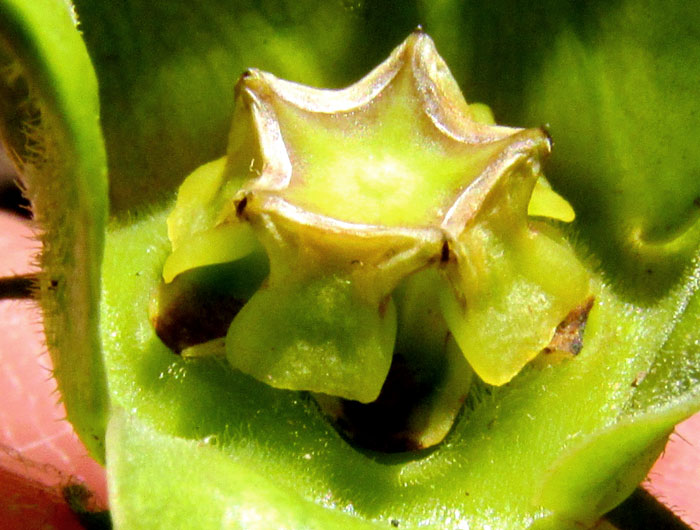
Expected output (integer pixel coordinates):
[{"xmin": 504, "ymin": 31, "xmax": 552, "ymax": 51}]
[
  {"xmin": 229, "ymin": 31, "xmax": 536, "ymax": 227},
  {"xmin": 540, "ymin": 124, "xmax": 554, "ymax": 151}
]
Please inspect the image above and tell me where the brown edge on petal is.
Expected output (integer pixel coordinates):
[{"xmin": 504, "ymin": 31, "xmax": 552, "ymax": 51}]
[{"xmin": 541, "ymin": 296, "xmax": 595, "ymax": 358}]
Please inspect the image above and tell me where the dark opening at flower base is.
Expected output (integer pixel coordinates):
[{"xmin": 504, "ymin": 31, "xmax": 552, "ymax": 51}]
[{"xmin": 150, "ymin": 31, "xmax": 592, "ymax": 452}]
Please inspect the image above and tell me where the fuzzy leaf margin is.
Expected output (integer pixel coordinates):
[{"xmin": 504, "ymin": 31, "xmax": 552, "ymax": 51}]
[{"xmin": 0, "ymin": 0, "xmax": 109, "ymax": 458}]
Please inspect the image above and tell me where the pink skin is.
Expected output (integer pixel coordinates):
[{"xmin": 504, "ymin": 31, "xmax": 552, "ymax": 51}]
[
  {"xmin": 0, "ymin": 209, "xmax": 697, "ymax": 527},
  {"xmin": 0, "ymin": 211, "xmax": 107, "ymax": 526},
  {"xmin": 646, "ymin": 415, "xmax": 700, "ymax": 527}
]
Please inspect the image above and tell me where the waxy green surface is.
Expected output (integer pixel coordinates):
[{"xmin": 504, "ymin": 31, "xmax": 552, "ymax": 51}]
[
  {"xmin": 1, "ymin": 1, "xmax": 700, "ymax": 529},
  {"xmin": 162, "ymin": 34, "xmax": 588, "ymax": 401}
]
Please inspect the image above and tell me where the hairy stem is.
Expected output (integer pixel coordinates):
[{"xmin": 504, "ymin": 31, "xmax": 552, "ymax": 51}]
[{"xmin": 0, "ymin": 273, "xmax": 37, "ymax": 299}]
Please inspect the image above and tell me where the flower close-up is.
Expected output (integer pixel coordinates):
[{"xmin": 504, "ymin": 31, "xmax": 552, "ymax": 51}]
[{"xmin": 0, "ymin": 1, "xmax": 699, "ymax": 529}]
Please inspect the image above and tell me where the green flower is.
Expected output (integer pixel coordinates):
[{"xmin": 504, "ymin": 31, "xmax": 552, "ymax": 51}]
[{"xmin": 1, "ymin": 1, "xmax": 698, "ymax": 529}]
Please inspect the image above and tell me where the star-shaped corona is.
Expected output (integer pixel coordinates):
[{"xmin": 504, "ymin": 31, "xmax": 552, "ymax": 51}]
[{"xmin": 157, "ymin": 31, "xmax": 589, "ymax": 405}]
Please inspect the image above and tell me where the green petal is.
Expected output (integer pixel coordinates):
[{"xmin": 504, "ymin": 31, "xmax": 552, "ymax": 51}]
[
  {"xmin": 528, "ymin": 178, "xmax": 575, "ymax": 222},
  {"xmin": 162, "ymin": 223, "xmax": 260, "ymax": 283},
  {"xmin": 227, "ymin": 274, "xmax": 397, "ymax": 403},
  {"xmin": 441, "ymin": 156, "xmax": 589, "ymax": 385}
]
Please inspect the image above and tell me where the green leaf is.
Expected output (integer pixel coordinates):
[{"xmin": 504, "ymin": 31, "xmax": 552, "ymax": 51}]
[
  {"xmin": 523, "ymin": 0, "xmax": 700, "ymax": 297},
  {"xmin": 70, "ymin": 0, "xmax": 378, "ymax": 213},
  {"xmin": 107, "ymin": 408, "xmax": 379, "ymax": 530},
  {"xmin": 0, "ymin": 0, "xmax": 108, "ymax": 458}
]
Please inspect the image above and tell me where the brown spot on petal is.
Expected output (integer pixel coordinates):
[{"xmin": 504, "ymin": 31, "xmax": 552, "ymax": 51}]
[
  {"xmin": 151, "ymin": 253, "xmax": 268, "ymax": 353},
  {"xmin": 440, "ymin": 240, "xmax": 451, "ymax": 263},
  {"xmin": 152, "ymin": 274, "xmax": 245, "ymax": 354},
  {"xmin": 535, "ymin": 297, "xmax": 594, "ymax": 368}
]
